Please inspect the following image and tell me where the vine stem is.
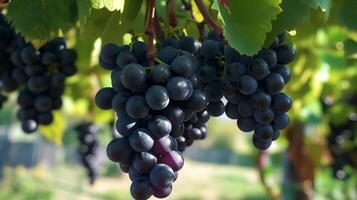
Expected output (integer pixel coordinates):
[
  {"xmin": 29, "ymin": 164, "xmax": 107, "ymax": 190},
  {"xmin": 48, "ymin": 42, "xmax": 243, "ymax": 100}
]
[
  {"xmin": 193, "ymin": 0, "xmax": 223, "ymax": 36},
  {"xmin": 167, "ymin": 0, "xmax": 177, "ymax": 27},
  {"xmin": 0, "ymin": 0, "xmax": 9, "ymax": 11},
  {"xmin": 256, "ymin": 151, "xmax": 279, "ymax": 200},
  {"xmin": 145, "ymin": 0, "xmax": 157, "ymax": 64},
  {"xmin": 154, "ymin": 13, "xmax": 164, "ymax": 41},
  {"xmin": 181, "ymin": 0, "xmax": 206, "ymax": 41}
]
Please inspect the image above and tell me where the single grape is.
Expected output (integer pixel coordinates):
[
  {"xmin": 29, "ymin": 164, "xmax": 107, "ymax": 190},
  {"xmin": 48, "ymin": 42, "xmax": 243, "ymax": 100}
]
[
  {"xmin": 106, "ymin": 137, "xmax": 134, "ymax": 163},
  {"xmin": 145, "ymin": 85, "xmax": 170, "ymax": 110},
  {"xmin": 253, "ymin": 108, "xmax": 274, "ymax": 125},
  {"xmin": 201, "ymin": 40, "xmax": 220, "ymax": 59},
  {"xmin": 95, "ymin": 87, "xmax": 116, "ymax": 110},
  {"xmin": 238, "ymin": 75, "xmax": 258, "ymax": 95},
  {"xmin": 148, "ymin": 116, "xmax": 172, "ymax": 138},
  {"xmin": 133, "ymin": 152, "xmax": 157, "ymax": 173},
  {"xmin": 254, "ymin": 124, "xmax": 274, "ymax": 141},
  {"xmin": 272, "ymin": 113, "xmax": 289, "ymax": 130},
  {"xmin": 153, "ymin": 185, "xmax": 172, "ymax": 199},
  {"xmin": 186, "ymin": 90, "xmax": 209, "ymax": 112},
  {"xmin": 237, "ymin": 117, "xmax": 255, "ymax": 132},
  {"xmin": 166, "ymin": 76, "xmax": 193, "ymax": 101},
  {"xmin": 21, "ymin": 120, "xmax": 38, "ymax": 133},
  {"xmin": 160, "ymin": 151, "xmax": 184, "ymax": 171},
  {"xmin": 265, "ymin": 72, "xmax": 285, "ymax": 94},
  {"xmin": 116, "ymin": 51, "xmax": 137, "ymax": 68},
  {"xmin": 170, "ymin": 56, "xmax": 194, "ymax": 77},
  {"xmin": 130, "ymin": 177, "xmax": 153, "ymax": 200},
  {"xmin": 272, "ymin": 93, "xmax": 292, "ymax": 114},
  {"xmin": 248, "ymin": 58, "xmax": 269, "ymax": 80},
  {"xmin": 276, "ymin": 44, "xmax": 296, "ymax": 64},
  {"xmin": 252, "ymin": 91, "xmax": 271, "ymax": 110},
  {"xmin": 120, "ymin": 63, "xmax": 146, "ymax": 90},
  {"xmin": 150, "ymin": 64, "xmax": 172, "ymax": 84},
  {"xmin": 252, "ymin": 135, "xmax": 272, "ymax": 150},
  {"xmin": 129, "ymin": 128, "xmax": 154, "ymax": 152},
  {"xmin": 149, "ymin": 164, "xmax": 176, "ymax": 188},
  {"xmin": 125, "ymin": 95, "xmax": 150, "ymax": 119}
]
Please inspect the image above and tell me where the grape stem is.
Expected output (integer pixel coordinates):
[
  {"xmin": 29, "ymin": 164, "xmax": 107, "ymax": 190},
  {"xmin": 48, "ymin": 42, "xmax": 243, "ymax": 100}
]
[
  {"xmin": 167, "ymin": 0, "xmax": 177, "ymax": 27},
  {"xmin": 145, "ymin": 0, "xmax": 157, "ymax": 64},
  {"xmin": 193, "ymin": 0, "xmax": 223, "ymax": 36},
  {"xmin": 0, "ymin": 0, "xmax": 8, "ymax": 11},
  {"xmin": 154, "ymin": 13, "xmax": 164, "ymax": 41},
  {"xmin": 181, "ymin": 0, "xmax": 206, "ymax": 41},
  {"xmin": 256, "ymin": 151, "xmax": 279, "ymax": 200}
]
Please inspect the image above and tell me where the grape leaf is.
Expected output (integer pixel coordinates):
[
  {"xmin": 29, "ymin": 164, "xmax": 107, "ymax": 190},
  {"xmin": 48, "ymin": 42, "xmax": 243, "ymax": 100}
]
[
  {"xmin": 265, "ymin": 0, "xmax": 312, "ymax": 46},
  {"xmin": 5, "ymin": 0, "xmax": 77, "ymax": 40},
  {"xmin": 212, "ymin": 0, "xmax": 282, "ymax": 55},
  {"xmin": 91, "ymin": 0, "xmax": 124, "ymax": 11},
  {"xmin": 338, "ymin": 0, "xmax": 357, "ymax": 31},
  {"xmin": 301, "ymin": 0, "xmax": 331, "ymax": 12},
  {"xmin": 122, "ymin": 0, "xmax": 143, "ymax": 21},
  {"xmin": 76, "ymin": 0, "xmax": 92, "ymax": 25}
]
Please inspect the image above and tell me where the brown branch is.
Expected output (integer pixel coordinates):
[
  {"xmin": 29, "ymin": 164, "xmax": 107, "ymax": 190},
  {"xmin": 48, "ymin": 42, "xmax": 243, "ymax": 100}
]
[
  {"xmin": 145, "ymin": 0, "xmax": 157, "ymax": 64},
  {"xmin": 256, "ymin": 151, "xmax": 279, "ymax": 200},
  {"xmin": 285, "ymin": 123, "xmax": 315, "ymax": 200},
  {"xmin": 167, "ymin": 0, "xmax": 177, "ymax": 27},
  {"xmin": 193, "ymin": 0, "xmax": 223, "ymax": 36},
  {"xmin": 181, "ymin": 0, "xmax": 206, "ymax": 41},
  {"xmin": 154, "ymin": 12, "xmax": 164, "ymax": 41},
  {"xmin": 0, "ymin": 0, "xmax": 9, "ymax": 11}
]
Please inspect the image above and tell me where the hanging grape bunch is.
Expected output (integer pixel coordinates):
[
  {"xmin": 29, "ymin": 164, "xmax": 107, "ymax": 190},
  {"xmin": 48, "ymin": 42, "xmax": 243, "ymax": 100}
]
[
  {"xmin": 322, "ymin": 95, "xmax": 357, "ymax": 180},
  {"xmin": 0, "ymin": 12, "xmax": 78, "ymax": 134},
  {"xmin": 75, "ymin": 122, "xmax": 101, "ymax": 184},
  {"xmin": 90, "ymin": 0, "xmax": 296, "ymax": 198},
  {"xmin": 0, "ymin": 12, "xmax": 21, "ymax": 96},
  {"xmin": 96, "ymin": 35, "xmax": 211, "ymax": 199},
  {"xmin": 15, "ymin": 38, "xmax": 77, "ymax": 133},
  {"xmin": 222, "ymin": 33, "xmax": 294, "ymax": 150}
]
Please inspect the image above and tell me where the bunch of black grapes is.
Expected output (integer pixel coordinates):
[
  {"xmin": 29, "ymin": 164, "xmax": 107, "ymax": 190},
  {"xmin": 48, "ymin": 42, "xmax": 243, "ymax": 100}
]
[
  {"xmin": 75, "ymin": 122, "xmax": 101, "ymax": 184},
  {"xmin": 0, "ymin": 13, "xmax": 77, "ymax": 133},
  {"xmin": 15, "ymin": 38, "xmax": 77, "ymax": 133},
  {"xmin": 96, "ymin": 37, "xmax": 209, "ymax": 199},
  {"xmin": 0, "ymin": 12, "xmax": 22, "ymax": 96},
  {"xmin": 221, "ymin": 33, "xmax": 294, "ymax": 150},
  {"xmin": 322, "ymin": 96, "xmax": 357, "ymax": 180}
]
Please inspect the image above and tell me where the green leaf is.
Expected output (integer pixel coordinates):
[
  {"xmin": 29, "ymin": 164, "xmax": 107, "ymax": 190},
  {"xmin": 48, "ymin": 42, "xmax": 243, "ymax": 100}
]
[
  {"xmin": 91, "ymin": 0, "xmax": 124, "ymax": 11},
  {"xmin": 212, "ymin": 0, "xmax": 282, "ymax": 55},
  {"xmin": 122, "ymin": 0, "xmax": 143, "ymax": 21},
  {"xmin": 5, "ymin": 0, "xmax": 77, "ymax": 40},
  {"xmin": 338, "ymin": 0, "xmax": 357, "ymax": 31},
  {"xmin": 76, "ymin": 0, "xmax": 92, "ymax": 25},
  {"xmin": 82, "ymin": 9, "xmax": 123, "ymax": 44},
  {"xmin": 301, "ymin": 0, "xmax": 331, "ymax": 12},
  {"xmin": 265, "ymin": 0, "xmax": 311, "ymax": 46}
]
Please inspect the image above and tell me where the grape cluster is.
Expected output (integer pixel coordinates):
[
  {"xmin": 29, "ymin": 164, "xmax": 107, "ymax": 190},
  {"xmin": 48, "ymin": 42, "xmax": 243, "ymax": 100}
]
[
  {"xmin": 75, "ymin": 122, "xmax": 101, "ymax": 184},
  {"xmin": 322, "ymin": 96, "xmax": 357, "ymax": 180},
  {"xmin": 96, "ymin": 38, "xmax": 209, "ymax": 199},
  {"xmin": 0, "ymin": 13, "xmax": 77, "ymax": 133},
  {"xmin": 0, "ymin": 13, "xmax": 20, "ymax": 97},
  {"xmin": 15, "ymin": 39, "xmax": 77, "ymax": 133},
  {"xmin": 222, "ymin": 34, "xmax": 294, "ymax": 150},
  {"xmin": 96, "ymin": 32, "xmax": 295, "ymax": 198}
]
